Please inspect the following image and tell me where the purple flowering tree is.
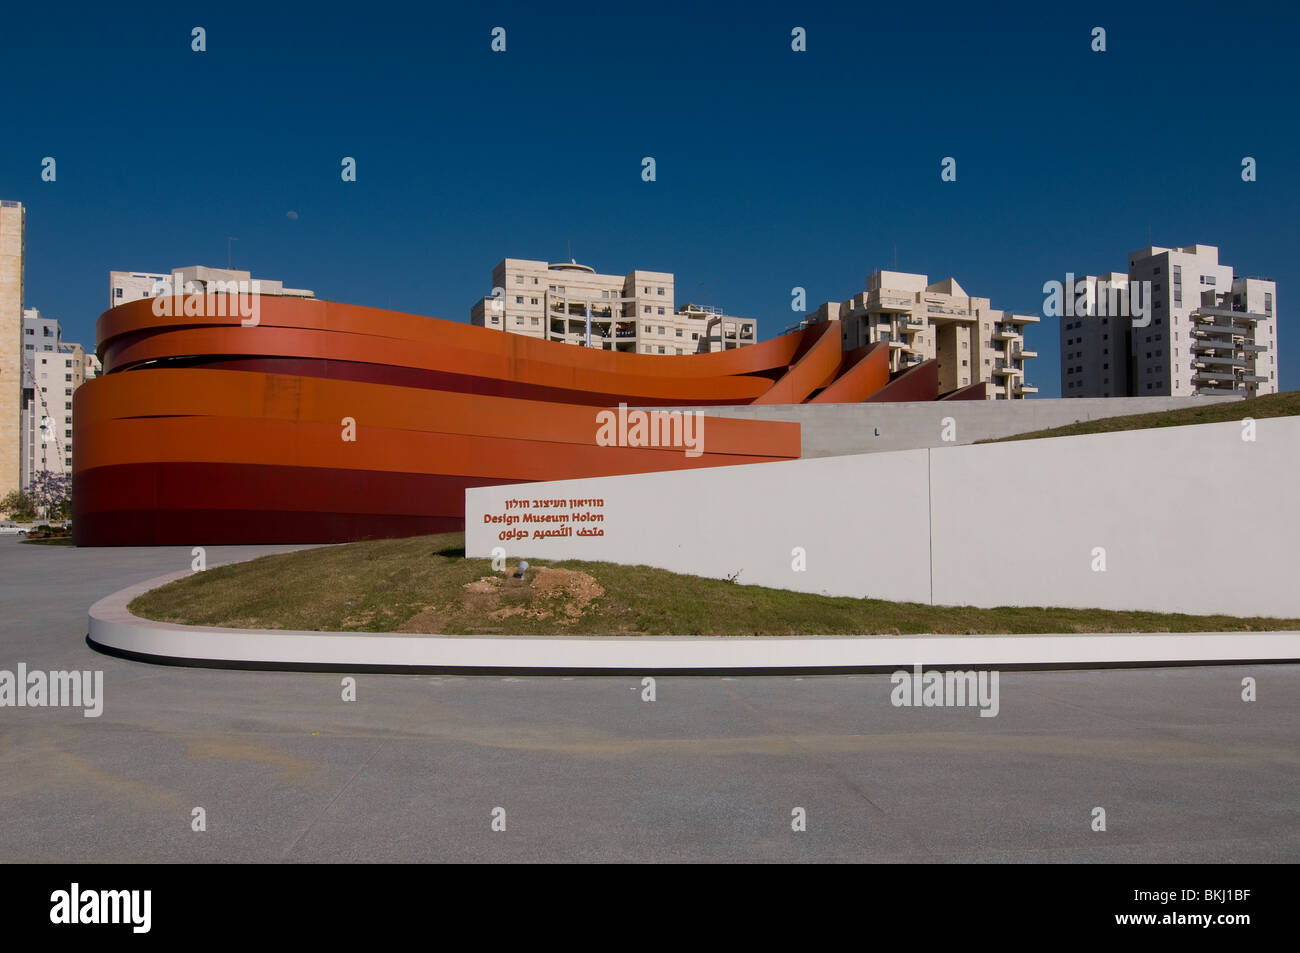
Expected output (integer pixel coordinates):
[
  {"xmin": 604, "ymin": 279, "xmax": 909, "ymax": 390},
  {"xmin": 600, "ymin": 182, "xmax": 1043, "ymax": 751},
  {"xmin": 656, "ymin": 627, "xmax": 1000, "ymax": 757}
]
[{"xmin": 29, "ymin": 471, "xmax": 72, "ymax": 521}]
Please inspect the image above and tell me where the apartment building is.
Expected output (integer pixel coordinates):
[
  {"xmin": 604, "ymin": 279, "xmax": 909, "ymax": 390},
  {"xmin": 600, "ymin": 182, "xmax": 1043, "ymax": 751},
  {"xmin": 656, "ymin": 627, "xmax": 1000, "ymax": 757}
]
[
  {"xmin": 1059, "ymin": 273, "xmax": 1132, "ymax": 398},
  {"xmin": 1062, "ymin": 244, "xmax": 1278, "ymax": 398},
  {"xmin": 110, "ymin": 265, "xmax": 315, "ymax": 306},
  {"xmin": 469, "ymin": 258, "xmax": 756, "ymax": 354},
  {"xmin": 0, "ymin": 201, "xmax": 25, "ymax": 496},
  {"xmin": 19, "ymin": 308, "xmax": 99, "ymax": 489},
  {"xmin": 809, "ymin": 270, "xmax": 1040, "ymax": 399}
]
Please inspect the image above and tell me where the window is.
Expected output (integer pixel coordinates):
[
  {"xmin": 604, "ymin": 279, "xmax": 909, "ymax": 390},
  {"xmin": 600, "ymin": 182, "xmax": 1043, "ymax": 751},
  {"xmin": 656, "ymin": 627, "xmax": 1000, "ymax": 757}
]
[
  {"xmin": 515, "ymin": 274, "xmax": 523, "ymax": 284},
  {"xmin": 530, "ymin": 298, "xmax": 538, "ymax": 305},
  {"xmin": 642, "ymin": 324, "xmax": 650, "ymax": 333},
  {"xmin": 656, "ymin": 288, "xmax": 664, "ymax": 296},
  {"xmin": 675, "ymin": 329, "xmax": 682, "ymax": 337},
  {"xmin": 115, "ymin": 288, "xmax": 123, "ymax": 298},
  {"xmin": 657, "ymin": 326, "xmax": 665, "ymax": 335},
  {"xmin": 657, "ymin": 308, "xmax": 665, "ymax": 316},
  {"xmin": 530, "ymin": 317, "xmax": 539, "ymax": 325},
  {"xmin": 643, "ymin": 306, "xmax": 650, "ymax": 314},
  {"xmin": 515, "ymin": 296, "xmax": 523, "ymax": 304},
  {"xmin": 515, "ymin": 317, "xmax": 523, "ymax": 325},
  {"xmin": 490, "ymin": 316, "xmax": 499, "ymax": 324},
  {"xmin": 657, "ymin": 346, "xmax": 665, "ymax": 354}
]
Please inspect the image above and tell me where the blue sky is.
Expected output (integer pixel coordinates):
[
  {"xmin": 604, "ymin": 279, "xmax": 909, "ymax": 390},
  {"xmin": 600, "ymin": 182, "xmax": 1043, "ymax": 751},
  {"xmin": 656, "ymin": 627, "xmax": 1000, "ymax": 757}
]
[{"xmin": 2, "ymin": 0, "xmax": 1296, "ymax": 397}]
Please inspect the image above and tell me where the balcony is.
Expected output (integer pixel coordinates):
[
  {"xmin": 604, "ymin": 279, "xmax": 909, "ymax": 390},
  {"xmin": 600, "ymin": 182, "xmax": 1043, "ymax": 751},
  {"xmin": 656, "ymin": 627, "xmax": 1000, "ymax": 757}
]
[
  {"xmin": 1196, "ymin": 384, "xmax": 1240, "ymax": 396},
  {"xmin": 992, "ymin": 325, "xmax": 1021, "ymax": 341},
  {"xmin": 1192, "ymin": 370, "xmax": 1237, "ymax": 384},
  {"xmin": 1194, "ymin": 307, "xmax": 1265, "ymax": 322},
  {"xmin": 1014, "ymin": 382, "xmax": 1038, "ymax": 395},
  {"xmin": 1011, "ymin": 347, "xmax": 1037, "ymax": 359},
  {"xmin": 1192, "ymin": 354, "xmax": 1244, "ymax": 367}
]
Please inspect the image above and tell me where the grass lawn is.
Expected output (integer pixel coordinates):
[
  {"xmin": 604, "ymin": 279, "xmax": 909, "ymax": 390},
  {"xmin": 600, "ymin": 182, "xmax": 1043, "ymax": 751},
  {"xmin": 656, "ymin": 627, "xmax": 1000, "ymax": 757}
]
[
  {"xmin": 985, "ymin": 390, "xmax": 1299, "ymax": 443},
  {"xmin": 21, "ymin": 536, "xmax": 74, "ymax": 545},
  {"xmin": 126, "ymin": 532, "xmax": 1300, "ymax": 636}
]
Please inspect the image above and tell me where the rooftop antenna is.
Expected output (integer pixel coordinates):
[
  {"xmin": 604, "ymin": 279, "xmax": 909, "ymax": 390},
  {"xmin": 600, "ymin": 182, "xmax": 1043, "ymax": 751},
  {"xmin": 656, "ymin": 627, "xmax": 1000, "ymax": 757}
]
[{"xmin": 227, "ymin": 236, "xmax": 237, "ymax": 270}]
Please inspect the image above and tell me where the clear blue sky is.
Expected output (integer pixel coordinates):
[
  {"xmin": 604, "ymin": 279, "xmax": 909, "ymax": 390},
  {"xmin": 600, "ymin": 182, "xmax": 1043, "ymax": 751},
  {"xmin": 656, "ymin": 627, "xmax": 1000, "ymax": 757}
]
[{"xmin": 2, "ymin": 0, "xmax": 1296, "ymax": 397}]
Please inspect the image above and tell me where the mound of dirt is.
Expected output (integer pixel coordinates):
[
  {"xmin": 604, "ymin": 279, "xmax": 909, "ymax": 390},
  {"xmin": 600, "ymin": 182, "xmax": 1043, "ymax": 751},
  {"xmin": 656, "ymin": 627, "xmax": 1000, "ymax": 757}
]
[{"xmin": 397, "ymin": 566, "xmax": 605, "ymax": 632}]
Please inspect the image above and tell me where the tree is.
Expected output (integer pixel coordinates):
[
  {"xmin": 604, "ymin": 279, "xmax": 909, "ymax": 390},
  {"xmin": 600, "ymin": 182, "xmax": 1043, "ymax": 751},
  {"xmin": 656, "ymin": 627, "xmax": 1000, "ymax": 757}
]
[
  {"xmin": 28, "ymin": 472, "xmax": 72, "ymax": 521},
  {"xmin": 1, "ymin": 489, "xmax": 37, "ymax": 520}
]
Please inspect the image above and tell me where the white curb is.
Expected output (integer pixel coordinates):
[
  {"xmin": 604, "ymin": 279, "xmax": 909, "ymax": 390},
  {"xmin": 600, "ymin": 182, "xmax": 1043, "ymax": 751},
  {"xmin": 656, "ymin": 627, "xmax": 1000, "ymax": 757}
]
[{"xmin": 86, "ymin": 571, "xmax": 1300, "ymax": 672}]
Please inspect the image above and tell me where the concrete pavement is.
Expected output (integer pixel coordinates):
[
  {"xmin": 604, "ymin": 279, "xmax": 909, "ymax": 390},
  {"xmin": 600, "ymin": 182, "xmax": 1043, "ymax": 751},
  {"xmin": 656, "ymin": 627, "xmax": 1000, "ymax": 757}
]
[{"xmin": 1, "ymin": 536, "xmax": 1297, "ymax": 862}]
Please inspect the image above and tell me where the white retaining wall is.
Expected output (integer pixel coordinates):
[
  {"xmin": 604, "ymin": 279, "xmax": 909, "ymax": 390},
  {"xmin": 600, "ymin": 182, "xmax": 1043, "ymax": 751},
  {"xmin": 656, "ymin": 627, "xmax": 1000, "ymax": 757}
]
[
  {"xmin": 662, "ymin": 395, "xmax": 1241, "ymax": 457},
  {"xmin": 466, "ymin": 416, "xmax": 1299, "ymax": 618}
]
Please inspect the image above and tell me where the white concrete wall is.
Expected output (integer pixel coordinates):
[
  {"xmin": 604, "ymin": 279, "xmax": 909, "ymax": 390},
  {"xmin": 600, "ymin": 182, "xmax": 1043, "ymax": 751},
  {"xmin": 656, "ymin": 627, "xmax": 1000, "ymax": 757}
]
[
  {"xmin": 659, "ymin": 394, "xmax": 1241, "ymax": 458},
  {"xmin": 466, "ymin": 416, "xmax": 1300, "ymax": 618}
]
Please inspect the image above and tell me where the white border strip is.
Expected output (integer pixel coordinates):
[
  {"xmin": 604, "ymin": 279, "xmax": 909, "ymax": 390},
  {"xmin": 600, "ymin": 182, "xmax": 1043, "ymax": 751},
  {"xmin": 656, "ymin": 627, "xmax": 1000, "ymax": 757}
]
[{"xmin": 87, "ymin": 572, "xmax": 1300, "ymax": 671}]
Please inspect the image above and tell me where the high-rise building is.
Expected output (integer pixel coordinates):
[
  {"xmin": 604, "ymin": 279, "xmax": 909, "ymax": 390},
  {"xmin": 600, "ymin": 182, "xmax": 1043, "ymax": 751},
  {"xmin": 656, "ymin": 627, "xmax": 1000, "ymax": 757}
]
[
  {"xmin": 19, "ymin": 309, "xmax": 99, "ymax": 490},
  {"xmin": 1059, "ymin": 273, "xmax": 1132, "ymax": 398},
  {"xmin": 0, "ymin": 200, "xmax": 25, "ymax": 496},
  {"xmin": 110, "ymin": 265, "xmax": 316, "ymax": 306},
  {"xmin": 1062, "ymin": 245, "xmax": 1278, "ymax": 398},
  {"xmin": 469, "ymin": 258, "xmax": 756, "ymax": 353},
  {"xmin": 808, "ymin": 270, "xmax": 1040, "ymax": 399}
]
